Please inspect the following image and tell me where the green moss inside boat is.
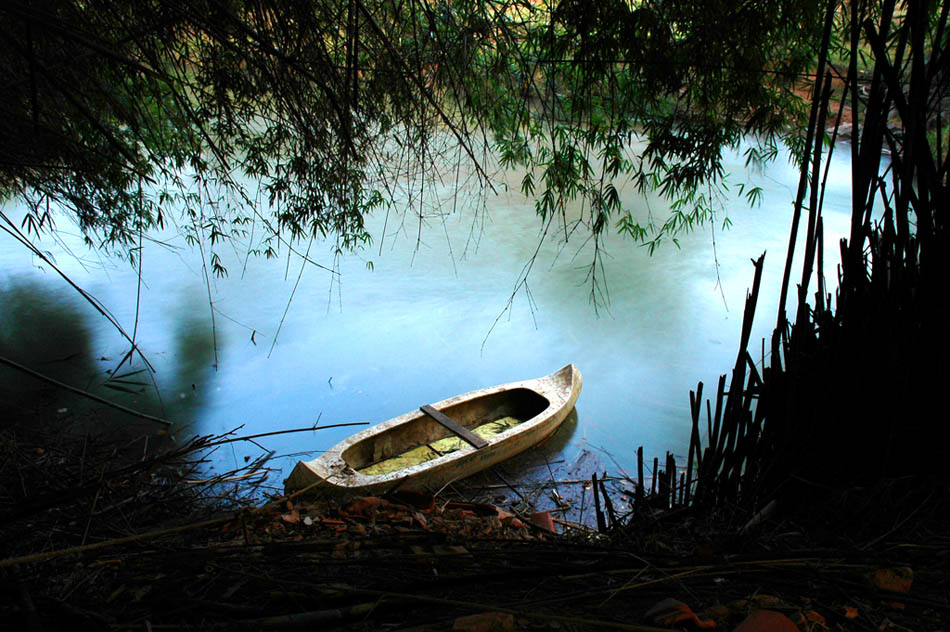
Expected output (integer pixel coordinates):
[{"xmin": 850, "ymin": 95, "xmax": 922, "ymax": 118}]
[{"xmin": 358, "ymin": 416, "xmax": 522, "ymax": 475}]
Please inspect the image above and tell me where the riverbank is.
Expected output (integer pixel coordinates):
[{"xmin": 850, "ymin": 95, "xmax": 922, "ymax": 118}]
[{"xmin": 3, "ymin": 410, "xmax": 949, "ymax": 631}]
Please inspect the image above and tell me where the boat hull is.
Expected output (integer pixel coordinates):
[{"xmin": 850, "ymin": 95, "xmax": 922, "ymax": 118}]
[{"xmin": 284, "ymin": 364, "xmax": 582, "ymax": 496}]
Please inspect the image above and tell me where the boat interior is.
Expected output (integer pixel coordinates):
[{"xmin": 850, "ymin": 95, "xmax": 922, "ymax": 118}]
[{"xmin": 342, "ymin": 388, "xmax": 549, "ymax": 473}]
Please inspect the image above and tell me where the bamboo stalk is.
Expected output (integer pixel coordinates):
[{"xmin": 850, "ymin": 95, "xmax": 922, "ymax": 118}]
[
  {"xmin": 796, "ymin": 72, "xmax": 834, "ymax": 326},
  {"xmin": 666, "ymin": 453, "xmax": 676, "ymax": 509},
  {"xmin": 597, "ymin": 474, "xmax": 617, "ymax": 529},
  {"xmin": 686, "ymin": 382, "xmax": 702, "ymax": 506},
  {"xmin": 592, "ymin": 473, "xmax": 606, "ymax": 533},
  {"xmin": 777, "ymin": 0, "xmax": 838, "ymax": 329},
  {"xmin": 636, "ymin": 446, "xmax": 644, "ymax": 509},
  {"xmin": 650, "ymin": 457, "xmax": 658, "ymax": 497}
]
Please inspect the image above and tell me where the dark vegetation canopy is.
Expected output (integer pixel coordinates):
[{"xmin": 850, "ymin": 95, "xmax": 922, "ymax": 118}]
[{"xmin": 1, "ymin": 0, "xmax": 825, "ymax": 269}]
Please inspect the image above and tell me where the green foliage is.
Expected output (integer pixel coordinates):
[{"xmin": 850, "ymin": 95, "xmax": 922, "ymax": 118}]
[
  {"xmin": 0, "ymin": 0, "xmax": 827, "ymax": 266},
  {"xmin": 467, "ymin": 0, "xmax": 824, "ymax": 251},
  {"xmin": 0, "ymin": 0, "xmax": 457, "ymax": 267}
]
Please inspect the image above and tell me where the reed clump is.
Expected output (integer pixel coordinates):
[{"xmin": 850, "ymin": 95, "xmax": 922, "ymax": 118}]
[{"xmin": 632, "ymin": 0, "xmax": 950, "ymax": 526}]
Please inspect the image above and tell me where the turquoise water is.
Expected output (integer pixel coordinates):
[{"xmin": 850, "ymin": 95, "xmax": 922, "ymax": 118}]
[{"xmin": 0, "ymin": 141, "xmax": 855, "ymax": 483}]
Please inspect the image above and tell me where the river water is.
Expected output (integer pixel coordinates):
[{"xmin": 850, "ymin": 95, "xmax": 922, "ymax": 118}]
[{"xmin": 0, "ymin": 140, "xmax": 855, "ymax": 484}]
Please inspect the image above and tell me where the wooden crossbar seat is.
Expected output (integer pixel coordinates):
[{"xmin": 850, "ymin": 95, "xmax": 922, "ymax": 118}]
[{"xmin": 419, "ymin": 404, "xmax": 488, "ymax": 449}]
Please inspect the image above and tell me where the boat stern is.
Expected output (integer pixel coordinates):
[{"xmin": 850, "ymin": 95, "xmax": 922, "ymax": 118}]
[
  {"xmin": 284, "ymin": 453, "xmax": 395, "ymax": 497},
  {"xmin": 283, "ymin": 456, "xmax": 365, "ymax": 496},
  {"xmin": 283, "ymin": 459, "xmax": 325, "ymax": 495}
]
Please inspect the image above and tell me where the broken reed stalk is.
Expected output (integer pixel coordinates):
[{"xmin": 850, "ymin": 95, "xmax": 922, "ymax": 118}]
[
  {"xmin": 636, "ymin": 446, "xmax": 645, "ymax": 508},
  {"xmin": 685, "ymin": 383, "xmax": 703, "ymax": 507},
  {"xmin": 666, "ymin": 452, "xmax": 676, "ymax": 509},
  {"xmin": 592, "ymin": 472, "xmax": 607, "ymax": 533},
  {"xmin": 650, "ymin": 457, "xmax": 658, "ymax": 496},
  {"xmin": 597, "ymin": 474, "xmax": 617, "ymax": 528},
  {"xmin": 656, "ymin": 464, "xmax": 668, "ymax": 510}
]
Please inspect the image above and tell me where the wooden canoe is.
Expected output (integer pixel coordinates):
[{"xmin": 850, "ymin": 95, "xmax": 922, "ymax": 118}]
[{"xmin": 284, "ymin": 364, "xmax": 582, "ymax": 496}]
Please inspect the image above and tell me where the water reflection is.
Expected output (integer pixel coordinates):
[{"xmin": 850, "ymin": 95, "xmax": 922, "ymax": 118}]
[
  {"xmin": 0, "ymin": 277, "xmax": 97, "ymax": 418},
  {"xmin": 148, "ymin": 306, "xmax": 219, "ymax": 431},
  {"xmin": 0, "ymin": 276, "xmax": 216, "ymax": 438}
]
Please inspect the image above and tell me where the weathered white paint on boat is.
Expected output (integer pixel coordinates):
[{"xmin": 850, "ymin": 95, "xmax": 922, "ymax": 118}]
[{"xmin": 284, "ymin": 364, "xmax": 582, "ymax": 496}]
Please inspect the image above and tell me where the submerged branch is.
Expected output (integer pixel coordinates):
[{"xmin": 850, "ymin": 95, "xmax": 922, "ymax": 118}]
[{"xmin": 0, "ymin": 354, "xmax": 172, "ymax": 427}]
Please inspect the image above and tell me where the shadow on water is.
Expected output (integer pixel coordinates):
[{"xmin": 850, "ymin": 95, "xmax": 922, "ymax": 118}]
[
  {"xmin": 158, "ymin": 309, "xmax": 220, "ymax": 433},
  {"xmin": 0, "ymin": 277, "xmax": 216, "ymax": 441},
  {"xmin": 0, "ymin": 277, "xmax": 98, "ymax": 418}
]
